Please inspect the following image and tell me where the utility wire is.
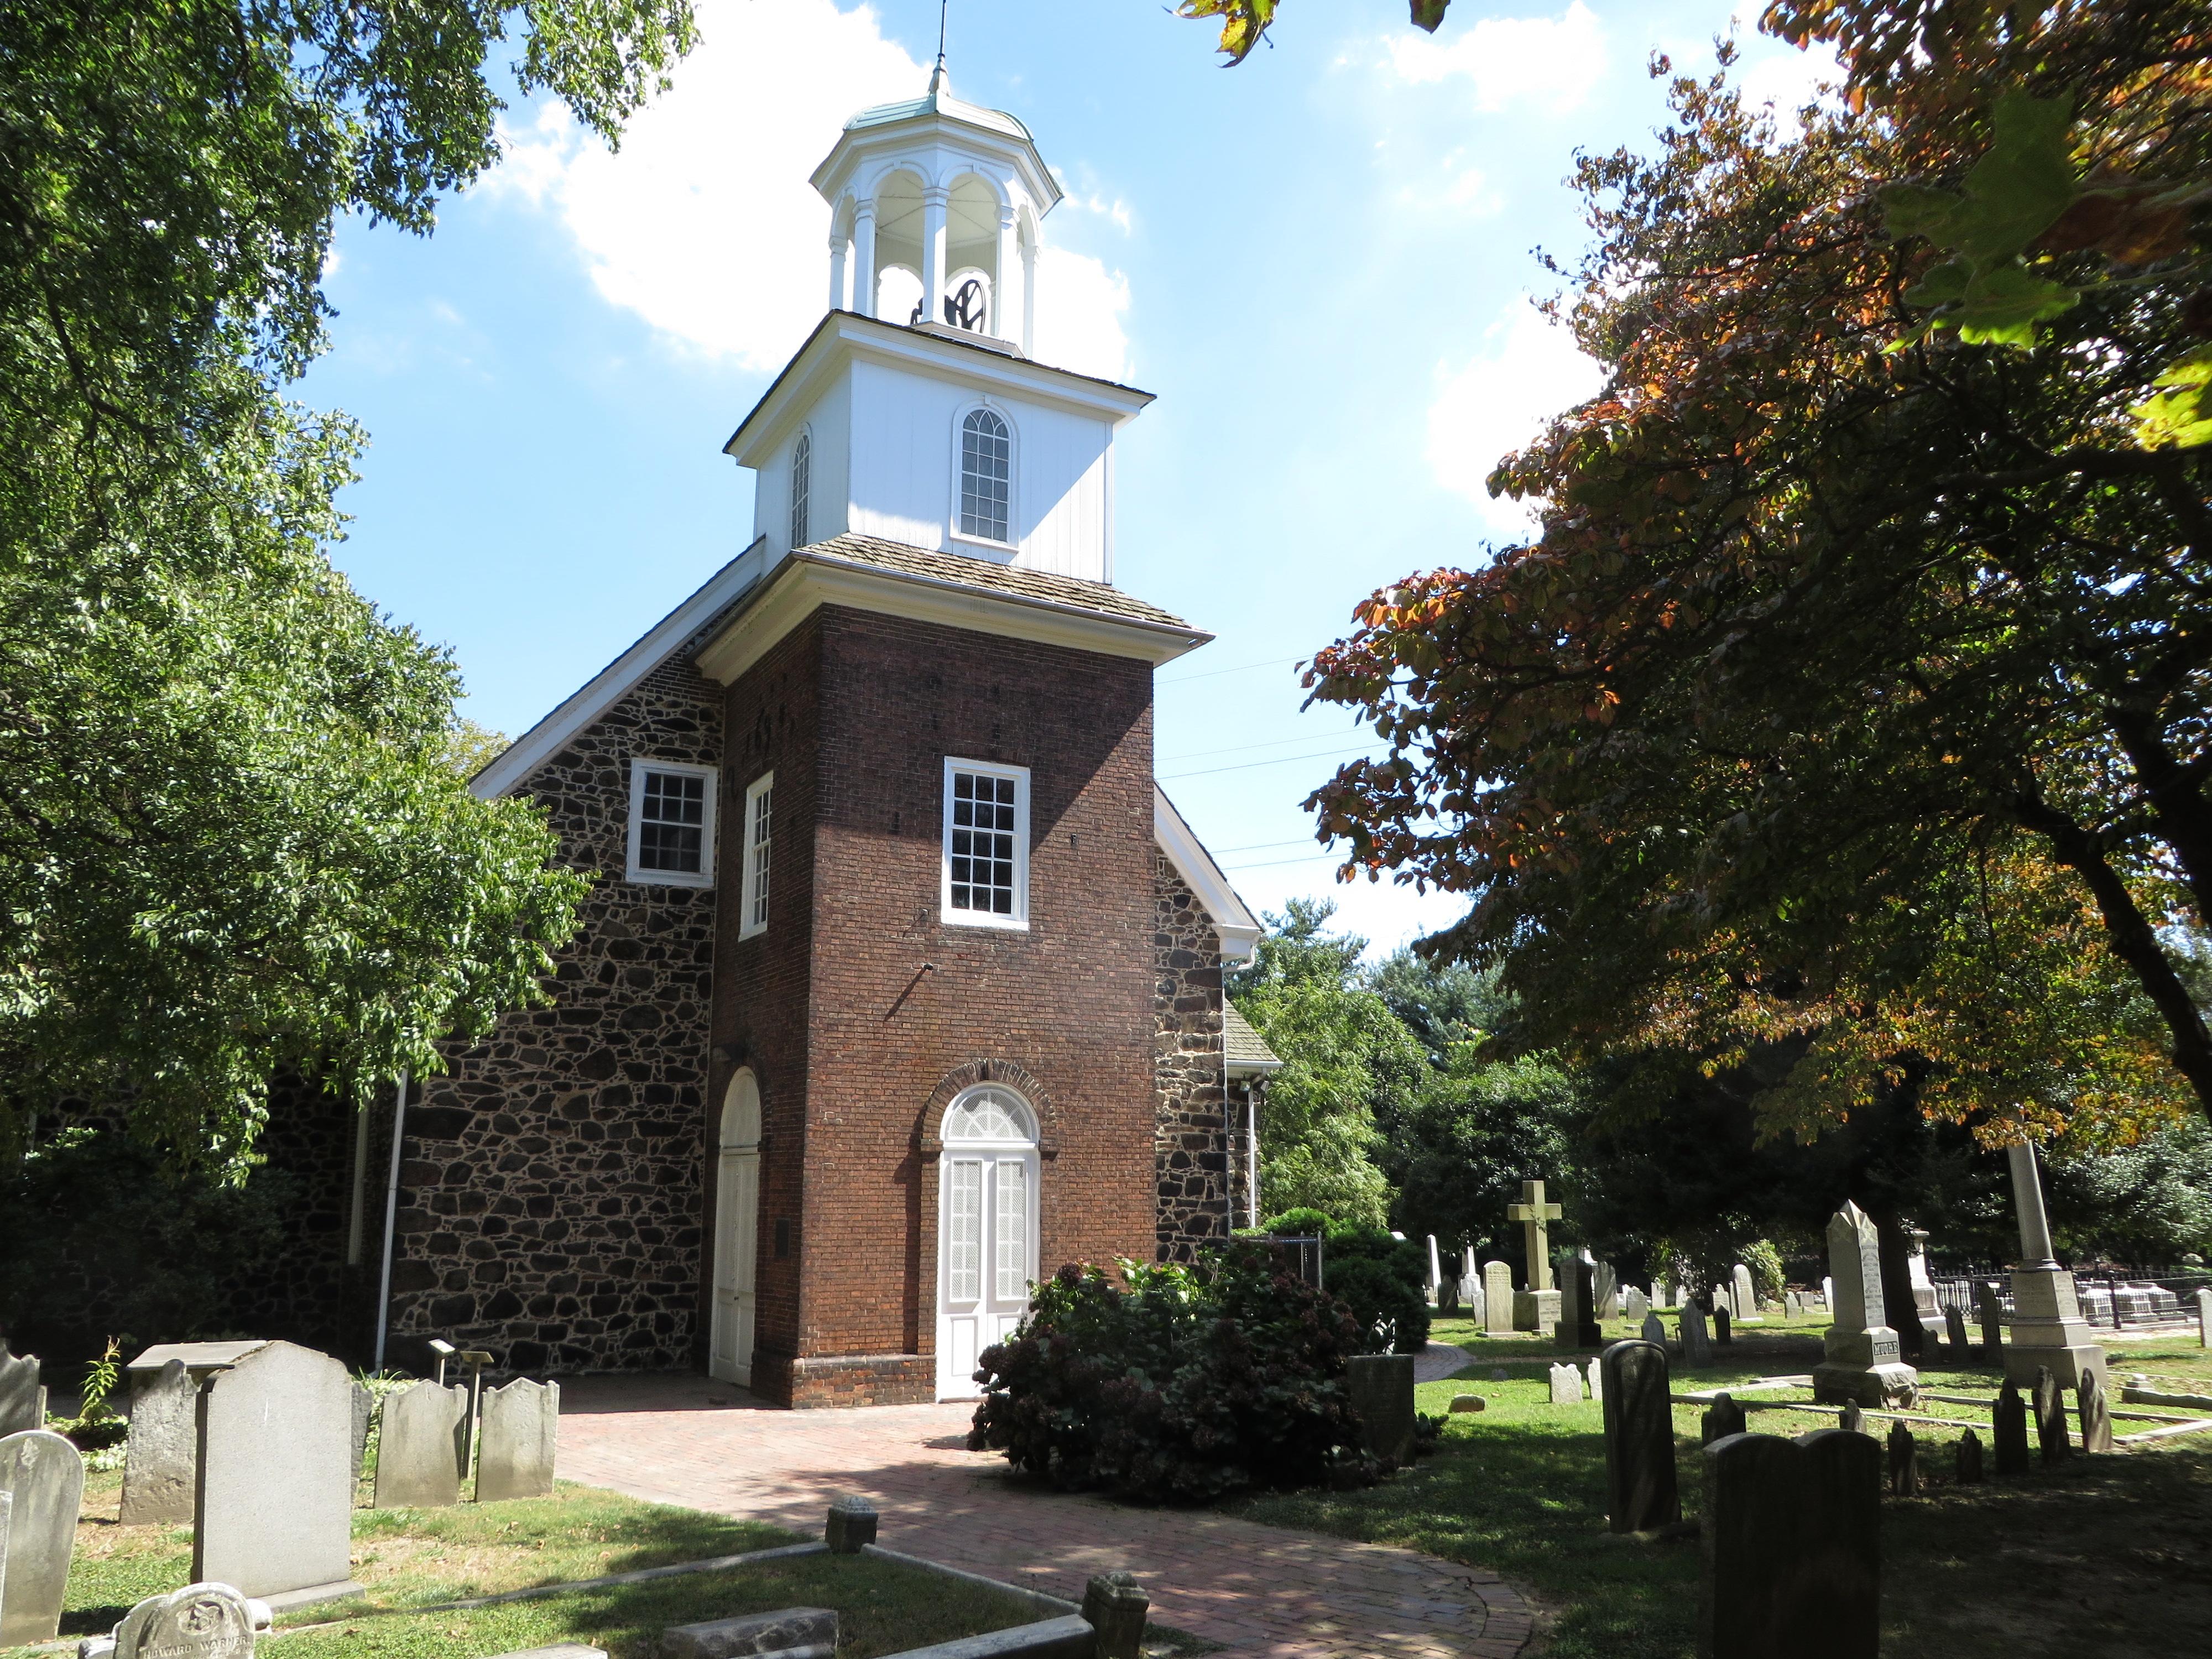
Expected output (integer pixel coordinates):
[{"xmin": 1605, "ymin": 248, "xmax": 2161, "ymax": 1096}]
[
  {"xmin": 1155, "ymin": 726, "xmax": 1364, "ymax": 765},
  {"xmin": 1156, "ymin": 654, "xmax": 1305, "ymax": 686},
  {"xmin": 1155, "ymin": 742, "xmax": 1381, "ymax": 782}
]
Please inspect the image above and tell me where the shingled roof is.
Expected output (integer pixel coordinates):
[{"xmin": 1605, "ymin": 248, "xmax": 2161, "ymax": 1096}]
[
  {"xmin": 795, "ymin": 533, "xmax": 1197, "ymax": 633},
  {"xmin": 1224, "ymin": 1003, "xmax": 1282, "ymax": 1076}
]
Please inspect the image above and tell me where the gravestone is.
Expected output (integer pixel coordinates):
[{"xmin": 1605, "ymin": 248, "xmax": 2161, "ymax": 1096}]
[
  {"xmin": 1839, "ymin": 1401, "xmax": 1865, "ymax": 1435},
  {"xmin": 1482, "ymin": 1261, "xmax": 1515, "ymax": 1338},
  {"xmin": 373, "ymin": 1380, "xmax": 471, "ymax": 1509},
  {"xmin": 1549, "ymin": 1361, "xmax": 1584, "ymax": 1404},
  {"xmin": 1699, "ymin": 1429, "xmax": 1881, "ymax": 1659},
  {"xmin": 2078, "ymin": 1368, "xmax": 2113, "ymax": 1454},
  {"xmin": 1956, "ymin": 1428, "xmax": 1985, "ymax": 1483},
  {"xmin": 120, "ymin": 1358, "xmax": 200, "ymax": 1526},
  {"xmin": 1346, "ymin": 1354, "xmax": 1416, "ymax": 1463},
  {"xmin": 1625, "ymin": 1286, "xmax": 1650, "ymax": 1323},
  {"xmin": 2031, "ymin": 1365, "xmax": 2070, "ymax": 1464},
  {"xmin": 825, "ymin": 1495, "xmax": 877, "ymax": 1553},
  {"xmin": 1992, "ymin": 1382, "xmax": 2031, "ymax": 1475},
  {"xmin": 1601, "ymin": 1340, "xmax": 1679, "ymax": 1533},
  {"xmin": 477, "ymin": 1378, "xmax": 560, "ymax": 1502},
  {"xmin": 1594, "ymin": 1258, "xmax": 1620, "ymax": 1322},
  {"xmin": 1812, "ymin": 1201, "xmax": 1918, "ymax": 1407},
  {"xmin": 1886, "ymin": 1422, "xmax": 1918, "ymax": 1497},
  {"xmin": 1702, "ymin": 1393, "xmax": 1747, "ymax": 1446},
  {"xmin": 0, "ymin": 1427, "xmax": 86, "ymax": 1644},
  {"xmin": 1978, "ymin": 1281, "xmax": 2006, "ymax": 1361},
  {"xmin": 1785, "ymin": 1291, "xmax": 1801, "ymax": 1318},
  {"xmin": 80, "ymin": 1582, "xmax": 273, "ymax": 1659},
  {"xmin": 1449, "ymin": 1394, "xmax": 1486, "ymax": 1412},
  {"xmin": 1556, "ymin": 1253, "xmax": 1601, "ymax": 1349},
  {"xmin": 1681, "ymin": 1302, "xmax": 1713, "ymax": 1368},
  {"xmin": 1732, "ymin": 1264, "xmax": 1759, "ymax": 1321},
  {"xmin": 1507, "ymin": 1181, "xmax": 1564, "ymax": 1332},
  {"xmin": 2198, "ymin": 1286, "xmax": 2211, "ymax": 1349},
  {"xmin": 1460, "ymin": 1277, "xmax": 1486, "ymax": 1329},
  {"xmin": 0, "ymin": 1342, "xmax": 41, "ymax": 1438},
  {"xmin": 194, "ymin": 1342, "xmax": 360, "ymax": 1604},
  {"xmin": 1641, "ymin": 1310, "xmax": 1670, "ymax": 1349},
  {"xmin": 1713, "ymin": 1283, "xmax": 1734, "ymax": 1319},
  {"xmin": 1426, "ymin": 1235, "xmax": 1443, "ymax": 1301},
  {"xmin": 1463, "ymin": 1244, "xmax": 1479, "ymax": 1285},
  {"xmin": 351, "ymin": 1383, "xmax": 373, "ymax": 1484},
  {"xmin": 1944, "ymin": 1306, "xmax": 1972, "ymax": 1361},
  {"xmin": 1714, "ymin": 1307, "xmax": 1733, "ymax": 1346},
  {"xmin": 1585, "ymin": 1357, "xmax": 1604, "ymax": 1402}
]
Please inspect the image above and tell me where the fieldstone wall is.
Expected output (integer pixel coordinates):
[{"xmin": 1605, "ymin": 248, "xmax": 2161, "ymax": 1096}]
[
  {"xmin": 381, "ymin": 656, "xmax": 723, "ymax": 1374},
  {"xmin": 1154, "ymin": 853, "xmax": 1229, "ymax": 1261}
]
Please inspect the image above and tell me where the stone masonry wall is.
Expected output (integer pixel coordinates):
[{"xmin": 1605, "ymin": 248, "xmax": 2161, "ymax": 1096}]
[
  {"xmin": 1154, "ymin": 853, "xmax": 1229, "ymax": 1262},
  {"xmin": 380, "ymin": 656, "xmax": 723, "ymax": 1374}
]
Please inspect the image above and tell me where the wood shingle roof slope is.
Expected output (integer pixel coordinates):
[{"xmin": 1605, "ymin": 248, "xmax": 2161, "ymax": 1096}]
[{"xmin": 1223, "ymin": 1003, "xmax": 1282, "ymax": 1077}]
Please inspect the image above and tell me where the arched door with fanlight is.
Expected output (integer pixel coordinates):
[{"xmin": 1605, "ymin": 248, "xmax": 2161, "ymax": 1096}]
[
  {"xmin": 936, "ymin": 1085, "xmax": 1040, "ymax": 1400},
  {"xmin": 709, "ymin": 1071, "xmax": 761, "ymax": 1386}
]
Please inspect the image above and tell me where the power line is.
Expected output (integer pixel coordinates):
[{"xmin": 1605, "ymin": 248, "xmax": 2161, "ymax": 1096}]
[
  {"xmin": 1222, "ymin": 851, "xmax": 1353, "ymax": 872},
  {"xmin": 1209, "ymin": 834, "xmax": 1331, "ymax": 855},
  {"xmin": 1155, "ymin": 726, "xmax": 1364, "ymax": 765},
  {"xmin": 1156, "ymin": 742, "xmax": 1382, "ymax": 782},
  {"xmin": 1156, "ymin": 654, "xmax": 1305, "ymax": 686}
]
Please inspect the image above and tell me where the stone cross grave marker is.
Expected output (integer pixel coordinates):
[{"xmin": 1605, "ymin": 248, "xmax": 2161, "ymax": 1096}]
[
  {"xmin": 1601, "ymin": 1340, "xmax": 1679, "ymax": 1533},
  {"xmin": 2078, "ymin": 1368, "xmax": 2113, "ymax": 1454},
  {"xmin": 1681, "ymin": 1301, "xmax": 1713, "ymax": 1368},
  {"xmin": 1642, "ymin": 1310, "xmax": 1670, "ymax": 1349},
  {"xmin": 1993, "ymin": 1381, "xmax": 2031, "ymax": 1475},
  {"xmin": 2198, "ymin": 1286, "xmax": 2211, "ymax": 1349},
  {"xmin": 1978, "ymin": 1281, "xmax": 2007, "ymax": 1360},
  {"xmin": 477, "ymin": 1378, "xmax": 561, "ymax": 1503},
  {"xmin": 373, "ymin": 1380, "xmax": 472, "ymax": 1509},
  {"xmin": 1482, "ymin": 1261, "xmax": 1515, "ymax": 1338},
  {"xmin": 1956, "ymin": 1428, "xmax": 1985, "ymax": 1483},
  {"xmin": 194, "ymin": 1342, "xmax": 360, "ymax": 1604},
  {"xmin": 2031, "ymin": 1365, "xmax": 2070, "ymax": 1464},
  {"xmin": 1507, "ymin": 1180, "xmax": 1563, "ymax": 1292},
  {"xmin": 1701, "ymin": 1393, "xmax": 1747, "ymax": 1446},
  {"xmin": 1813, "ymin": 1201, "xmax": 1917, "ymax": 1407},
  {"xmin": 1347, "ymin": 1354, "xmax": 1417, "ymax": 1463},
  {"xmin": 1732, "ymin": 1264, "xmax": 1759, "ymax": 1320},
  {"xmin": 121, "ymin": 1358, "xmax": 200, "ymax": 1526},
  {"xmin": 1945, "ymin": 1305, "xmax": 1972, "ymax": 1361},
  {"xmin": 1548, "ymin": 1361, "xmax": 1584, "ymax": 1404},
  {"xmin": 0, "ymin": 1342, "xmax": 41, "ymax": 1438},
  {"xmin": 1625, "ymin": 1286, "xmax": 1649, "ymax": 1323},
  {"xmin": 0, "ymin": 1427, "xmax": 86, "ymax": 1644},
  {"xmin": 1700, "ymin": 1429, "xmax": 1881, "ymax": 1659},
  {"xmin": 1886, "ymin": 1422, "xmax": 1919, "ymax": 1497},
  {"xmin": 80, "ymin": 1582, "xmax": 273, "ymax": 1659}
]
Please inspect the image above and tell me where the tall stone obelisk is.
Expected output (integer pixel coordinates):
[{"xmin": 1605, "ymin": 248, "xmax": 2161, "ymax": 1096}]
[{"xmin": 2000, "ymin": 1141, "xmax": 2105, "ymax": 1391}]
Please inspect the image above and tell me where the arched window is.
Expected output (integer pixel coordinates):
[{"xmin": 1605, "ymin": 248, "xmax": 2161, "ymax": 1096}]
[
  {"xmin": 942, "ymin": 1086, "xmax": 1036, "ymax": 1145},
  {"xmin": 789, "ymin": 429, "xmax": 811, "ymax": 549},
  {"xmin": 958, "ymin": 408, "xmax": 1010, "ymax": 543}
]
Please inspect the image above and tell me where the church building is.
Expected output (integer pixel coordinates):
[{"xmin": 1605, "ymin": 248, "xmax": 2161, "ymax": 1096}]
[{"xmin": 369, "ymin": 76, "xmax": 1280, "ymax": 1406}]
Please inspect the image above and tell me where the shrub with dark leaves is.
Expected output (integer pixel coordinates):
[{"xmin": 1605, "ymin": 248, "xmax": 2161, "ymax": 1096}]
[{"xmin": 967, "ymin": 1245, "xmax": 1375, "ymax": 1503}]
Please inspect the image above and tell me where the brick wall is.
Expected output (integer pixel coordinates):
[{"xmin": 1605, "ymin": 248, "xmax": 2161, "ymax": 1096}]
[
  {"xmin": 381, "ymin": 657, "xmax": 724, "ymax": 1374},
  {"xmin": 1154, "ymin": 854, "xmax": 1230, "ymax": 1261}
]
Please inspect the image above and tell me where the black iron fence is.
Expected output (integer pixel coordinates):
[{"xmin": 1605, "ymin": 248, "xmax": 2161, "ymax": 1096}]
[{"xmin": 1931, "ymin": 1269, "xmax": 2210, "ymax": 1331}]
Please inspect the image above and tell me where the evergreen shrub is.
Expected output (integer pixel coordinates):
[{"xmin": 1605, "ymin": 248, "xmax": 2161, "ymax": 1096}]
[{"xmin": 967, "ymin": 1247, "xmax": 1375, "ymax": 1503}]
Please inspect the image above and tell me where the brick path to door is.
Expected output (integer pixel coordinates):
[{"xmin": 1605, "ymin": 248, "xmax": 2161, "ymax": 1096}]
[{"xmin": 559, "ymin": 1343, "xmax": 1535, "ymax": 1659}]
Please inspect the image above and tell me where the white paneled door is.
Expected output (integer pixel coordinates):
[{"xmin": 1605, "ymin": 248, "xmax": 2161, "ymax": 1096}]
[
  {"xmin": 710, "ymin": 1071, "xmax": 761, "ymax": 1386},
  {"xmin": 936, "ymin": 1087, "xmax": 1040, "ymax": 1399}
]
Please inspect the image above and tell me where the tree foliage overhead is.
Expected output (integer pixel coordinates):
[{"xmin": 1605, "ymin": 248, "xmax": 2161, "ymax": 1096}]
[{"xmin": 2, "ymin": 2, "xmax": 697, "ymax": 1167}]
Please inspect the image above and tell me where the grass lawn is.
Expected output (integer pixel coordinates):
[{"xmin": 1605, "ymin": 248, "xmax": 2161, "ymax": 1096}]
[
  {"xmin": 33, "ymin": 1470, "xmax": 1041, "ymax": 1659},
  {"xmin": 1232, "ymin": 1316, "xmax": 2212, "ymax": 1659}
]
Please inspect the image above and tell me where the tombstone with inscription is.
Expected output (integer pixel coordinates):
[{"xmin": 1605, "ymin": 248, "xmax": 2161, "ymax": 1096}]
[
  {"xmin": 1601, "ymin": 1340, "xmax": 1679, "ymax": 1533},
  {"xmin": 1681, "ymin": 1301, "xmax": 1713, "ymax": 1368},
  {"xmin": 1482, "ymin": 1260, "xmax": 1515, "ymax": 1339},
  {"xmin": 1993, "ymin": 1381, "xmax": 2031, "ymax": 1475},
  {"xmin": 1507, "ymin": 1181, "xmax": 1564, "ymax": 1332},
  {"xmin": 1556, "ymin": 1251, "xmax": 1602, "ymax": 1349},
  {"xmin": 1731, "ymin": 1264, "xmax": 1760, "ymax": 1322},
  {"xmin": 2031, "ymin": 1365, "xmax": 2070, "ymax": 1464},
  {"xmin": 1548, "ymin": 1361, "xmax": 1584, "ymax": 1404},
  {"xmin": 1700, "ymin": 1429, "xmax": 1881, "ymax": 1659},
  {"xmin": 1812, "ymin": 1201, "xmax": 1918, "ymax": 1406},
  {"xmin": 0, "ymin": 1340, "xmax": 42, "ymax": 1438},
  {"xmin": 373, "ymin": 1380, "xmax": 471, "ymax": 1509},
  {"xmin": 1944, "ymin": 1305, "xmax": 1972, "ymax": 1361},
  {"xmin": 477, "ymin": 1378, "xmax": 560, "ymax": 1503},
  {"xmin": 194, "ymin": 1343, "xmax": 361, "ymax": 1606},
  {"xmin": 121, "ymin": 1359, "xmax": 200, "ymax": 1526},
  {"xmin": 79, "ymin": 1582, "xmax": 274, "ymax": 1659},
  {"xmin": 0, "ymin": 1427, "xmax": 85, "ymax": 1644},
  {"xmin": 1702, "ymin": 1392, "xmax": 1747, "ymax": 1446},
  {"xmin": 2078, "ymin": 1368, "xmax": 2113, "ymax": 1454},
  {"xmin": 1346, "ymin": 1354, "xmax": 1417, "ymax": 1463}
]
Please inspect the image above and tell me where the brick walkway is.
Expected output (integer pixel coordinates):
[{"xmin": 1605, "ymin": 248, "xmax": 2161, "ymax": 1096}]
[{"xmin": 558, "ymin": 1348, "xmax": 1534, "ymax": 1658}]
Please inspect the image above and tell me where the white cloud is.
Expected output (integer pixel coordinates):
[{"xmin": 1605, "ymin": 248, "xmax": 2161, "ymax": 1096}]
[
  {"xmin": 1426, "ymin": 300, "xmax": 1605, "ymax": 539},
  {"xmin": 485, "ymin": 0, "xmax": 1133, "ymax": 380},
  {"xmin": 1385, "ymin": 2, "xmax": 1608, "ymax": 113}
]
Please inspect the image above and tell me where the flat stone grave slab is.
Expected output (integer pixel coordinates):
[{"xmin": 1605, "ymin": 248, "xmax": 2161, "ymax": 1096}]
[{"xmin": 661, "ymin": 1605, "xmax": 836, "ymax": 1658}]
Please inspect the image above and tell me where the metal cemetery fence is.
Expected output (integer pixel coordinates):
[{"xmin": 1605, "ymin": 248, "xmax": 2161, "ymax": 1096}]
[{"xmin": 1933, "ymin": 1268, "xmax": 2210, "ymax": 1331}]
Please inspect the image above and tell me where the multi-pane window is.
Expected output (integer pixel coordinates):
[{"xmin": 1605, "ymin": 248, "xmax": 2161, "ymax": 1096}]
[
  {"xmin": 944, "ymin": 760, "xmax": 1026, "ymax": 926},
  {"xmin": 739, "ymin": 772, "xmax": 773, "ymax": 938},
  {"xmin": 789, "ymin": 430, "xmax": 811, "ymax": 549},
  {"xmin": 994, "ymin": 1161, "xmax": 1029, "ymax": 1302},
  {"xmin": 626, "ymin": 760, "xmax": 716, "ymax": 886},
  {"xmin": 947, "ymin": 1162, "xmax": 982, "ymax": 1302},
  {"xmin": 958, "ymin": 408, "xmax": 1010, "ymax": 542}
]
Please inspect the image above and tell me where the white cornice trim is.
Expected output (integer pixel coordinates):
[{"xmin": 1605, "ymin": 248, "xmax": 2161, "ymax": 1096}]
[
  {"xmin": 1154, "ymin": 786, "xmax": 1263, "ymax": 964},
  {"xmin": 471, "ymin": 538, "xmax": 770, "ymax": 801},
  {"xmin": 692, "ymin": 553, "xmax": 1208, "ymax": 685},
  {"xmin": 723, "ymin": 312, "xmax": 1153, "ymax": 467}
]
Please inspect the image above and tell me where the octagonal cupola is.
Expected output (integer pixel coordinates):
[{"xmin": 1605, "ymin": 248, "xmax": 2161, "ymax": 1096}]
[{"xmin": 811, "ymin": 65, "xmax": 1062, "ymax": 354}]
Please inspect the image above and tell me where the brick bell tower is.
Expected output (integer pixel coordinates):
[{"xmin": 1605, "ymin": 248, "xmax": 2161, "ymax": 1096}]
[{"xmin": 695, "ymin": 70, "xmax": 1218, "ymax": 1407}]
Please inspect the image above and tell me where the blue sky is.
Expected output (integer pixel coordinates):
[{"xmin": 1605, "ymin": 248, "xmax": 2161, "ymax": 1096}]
[{"xmin": 306, "ymin": 0, "xmax": 1830, "ymax": 957}]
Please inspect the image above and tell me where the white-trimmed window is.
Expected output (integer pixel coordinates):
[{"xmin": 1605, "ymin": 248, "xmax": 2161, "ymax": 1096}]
[
  {"xmin": 942, "ymin": 758, "xmax": 1027, "ymax": 928},
  {"xmin": 957, "ymin": 406, "xmax": 1011, "ymax": 544},
  {"xmin": 625, "ymin": 759, "xmax": 717, "ymax": 887},
  {"xmin": 738, "ymin": 771, "xmax": 773, "ymax": 938},
  {"xmin": 789, "ymin": 429, "xmax": 811, "ymax": 550}
]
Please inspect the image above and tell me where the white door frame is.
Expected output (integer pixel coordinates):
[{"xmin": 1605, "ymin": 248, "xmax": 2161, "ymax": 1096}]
[
  {"xmin": 936, "ymin": 1085, "xmax": 1040, "ymax": 1400},
  {"xmin": 709, "ymin": 1070, "xmax": 762, "ymax": 1386}
]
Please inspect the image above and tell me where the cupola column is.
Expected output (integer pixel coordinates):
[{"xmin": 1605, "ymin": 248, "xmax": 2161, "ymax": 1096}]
[
  {"xmin": 828, "ymin": 223, "xmax": 849, "ymax": 314},
  {"xmin": 851, "ymin": 201, "xmax": 878, "ymax": 319},
  {"xmin": 921, "ymin": 185, "xmax": 950, "ymax": 327},
  {"xmin": 994, "ymin": 205, "xmax": 1018, "ymax": 344},
  {"xmin": 1020, "ymin": 225, "xmax": 1037, "ymax": 356}
]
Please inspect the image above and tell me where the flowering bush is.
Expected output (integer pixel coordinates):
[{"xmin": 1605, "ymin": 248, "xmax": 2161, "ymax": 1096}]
[{"xmin": 966, "ymin": 1245, "xmax": 1375, "ymax": 1503}]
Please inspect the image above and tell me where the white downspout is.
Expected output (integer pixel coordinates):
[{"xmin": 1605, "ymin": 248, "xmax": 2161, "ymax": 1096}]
[{"xmin": 373, "ymin": 1071, "xmax": 410, "ymax": 1373}]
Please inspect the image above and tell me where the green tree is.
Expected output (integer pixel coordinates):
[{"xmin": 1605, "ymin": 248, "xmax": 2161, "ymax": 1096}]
[
  {"xmin": 2, "ymin": 2, "xmax": 697, "ymax": 1167},
  {"xmin": 1230, "ymin": 900, "xmax": 1423, "ymax": 1228}
]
